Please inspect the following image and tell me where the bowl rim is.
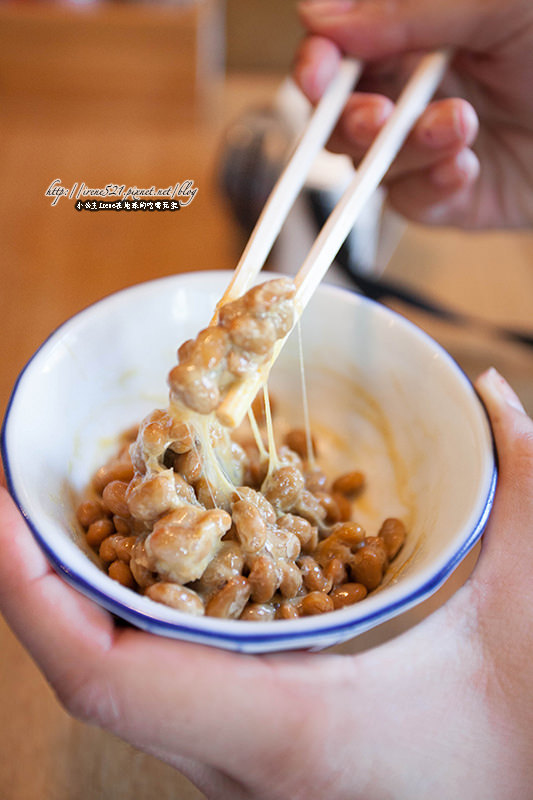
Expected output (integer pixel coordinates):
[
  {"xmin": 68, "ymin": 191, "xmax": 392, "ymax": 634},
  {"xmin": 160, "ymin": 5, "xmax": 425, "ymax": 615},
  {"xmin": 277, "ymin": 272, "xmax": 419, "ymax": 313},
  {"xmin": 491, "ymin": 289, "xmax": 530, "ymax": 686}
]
[{"xmin": 1, "ymin": 272, "xmax": 498, "ymax": 650}]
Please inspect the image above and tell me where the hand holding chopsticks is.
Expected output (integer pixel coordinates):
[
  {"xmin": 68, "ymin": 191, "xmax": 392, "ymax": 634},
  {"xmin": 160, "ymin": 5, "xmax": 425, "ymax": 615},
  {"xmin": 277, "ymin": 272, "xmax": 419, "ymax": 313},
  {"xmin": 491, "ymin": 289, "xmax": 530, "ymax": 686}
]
[
  {"xmin": 215, "ymin": 56, "xmax": 363, "ymax": 312},
  {"xmin": 217, "ymin": 50, "xmax": 451, "ymax": 428}
]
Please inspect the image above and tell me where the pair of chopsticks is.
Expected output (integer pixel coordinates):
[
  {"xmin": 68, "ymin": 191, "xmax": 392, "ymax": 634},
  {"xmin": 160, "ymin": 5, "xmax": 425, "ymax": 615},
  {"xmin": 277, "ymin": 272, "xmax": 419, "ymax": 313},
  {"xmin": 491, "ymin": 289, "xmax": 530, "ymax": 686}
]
[{"xmin": 216, "ymin": 50, "xmax": 451, "ymax": 428}]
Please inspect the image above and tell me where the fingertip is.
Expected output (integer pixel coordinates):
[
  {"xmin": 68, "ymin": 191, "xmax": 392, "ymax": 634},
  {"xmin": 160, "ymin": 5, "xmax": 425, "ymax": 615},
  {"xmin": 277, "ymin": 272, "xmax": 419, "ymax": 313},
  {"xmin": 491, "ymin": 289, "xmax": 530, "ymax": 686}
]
[
  {"xmin": 343, "ymin": 94, "xmax": 394, "ymax": 145},
  {"xmin": 298, "ymin": 0, "xmax": 355, "ymax": 22},
  {"xmin": 475, "ymin": 368, "xmax": 526, "ymax": 416},
  {"xmin": 475, "ymin": 369, "xmax": 533, "ymax": 481},
  {"xmin": 471, "ymin": 373, "xmax": 533, "ymax": 588},
  {"xmin": 459, "ymin": 101, "xmax": 479, "ymax": 144},
  {"xmin": 416, "ymin": 100, "xmax": 479, "ymax": 150},
  {"xmin": 293, "ymin": 36, "xmax": 342, "ymax": 103}
]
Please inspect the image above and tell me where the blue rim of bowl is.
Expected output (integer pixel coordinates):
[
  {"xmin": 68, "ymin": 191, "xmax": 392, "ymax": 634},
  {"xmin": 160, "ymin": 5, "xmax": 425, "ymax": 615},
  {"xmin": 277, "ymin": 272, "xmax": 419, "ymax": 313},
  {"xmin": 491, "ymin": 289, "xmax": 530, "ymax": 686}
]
[{"xmin": 0, "ymin": 274, "xmax": 499, "ymax": 649}]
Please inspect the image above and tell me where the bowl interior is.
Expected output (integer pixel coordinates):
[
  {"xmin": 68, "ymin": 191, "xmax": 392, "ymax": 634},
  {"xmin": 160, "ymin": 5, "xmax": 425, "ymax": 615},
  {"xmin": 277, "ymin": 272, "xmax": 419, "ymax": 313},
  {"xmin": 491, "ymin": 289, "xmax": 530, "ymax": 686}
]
[{"xmin": 2, "ymin": 271, "xmax": 496, "ymax": 652}]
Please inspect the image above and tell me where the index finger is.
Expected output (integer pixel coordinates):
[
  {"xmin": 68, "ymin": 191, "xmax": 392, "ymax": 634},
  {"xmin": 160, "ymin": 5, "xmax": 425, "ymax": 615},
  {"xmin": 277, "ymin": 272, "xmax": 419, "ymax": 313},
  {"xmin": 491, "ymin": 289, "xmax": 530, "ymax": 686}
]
[{"xmin": 297, "ymin": 0, "xmax": 505, "ymax": 60}]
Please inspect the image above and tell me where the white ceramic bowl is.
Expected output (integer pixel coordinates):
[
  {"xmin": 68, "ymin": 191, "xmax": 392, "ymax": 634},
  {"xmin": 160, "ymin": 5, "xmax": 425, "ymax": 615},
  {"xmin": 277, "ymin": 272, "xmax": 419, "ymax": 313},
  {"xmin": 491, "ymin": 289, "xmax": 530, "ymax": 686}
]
[{"xmin": 2, "ymin": 271, "xmax": 496, "ymax": 653}]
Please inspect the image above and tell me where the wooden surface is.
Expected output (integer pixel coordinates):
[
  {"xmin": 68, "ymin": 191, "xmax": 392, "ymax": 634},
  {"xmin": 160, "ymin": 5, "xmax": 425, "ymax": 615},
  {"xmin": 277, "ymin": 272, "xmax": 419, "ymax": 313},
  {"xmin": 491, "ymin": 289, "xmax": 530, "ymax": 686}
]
[
  {"xmin": 0, "ymin": 0, "xmax": 224, "ymax": 118},
  {"xmin": 1, "ymin": 16, "xmax": 533, "ymax": 798},
  {"xmin": 226, "ymin": 0, "xmax": 302, "ymax": 72}
]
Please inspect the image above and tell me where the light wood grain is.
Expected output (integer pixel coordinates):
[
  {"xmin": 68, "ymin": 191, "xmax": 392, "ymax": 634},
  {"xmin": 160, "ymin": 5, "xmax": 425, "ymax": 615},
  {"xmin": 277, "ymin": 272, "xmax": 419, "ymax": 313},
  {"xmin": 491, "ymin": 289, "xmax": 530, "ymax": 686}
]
[
  {"xmin": 385, "ymin": 223, "xmax": 533, "ymax": 413},
  {"xmin": 0, "ymin": 0, "xmax": 224, "ymax": 119}
]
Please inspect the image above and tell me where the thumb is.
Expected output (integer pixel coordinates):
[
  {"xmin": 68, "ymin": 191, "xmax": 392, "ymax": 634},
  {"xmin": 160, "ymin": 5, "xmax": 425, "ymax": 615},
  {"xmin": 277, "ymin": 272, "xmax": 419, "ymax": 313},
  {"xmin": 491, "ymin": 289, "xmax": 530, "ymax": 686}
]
[
  {"xmin": 473, "ymin": 368, "xmax": 533, "ymax": 580},
  {"xmin": 297, "ymin": 0, "xmax": 510, "ymax": 60}
]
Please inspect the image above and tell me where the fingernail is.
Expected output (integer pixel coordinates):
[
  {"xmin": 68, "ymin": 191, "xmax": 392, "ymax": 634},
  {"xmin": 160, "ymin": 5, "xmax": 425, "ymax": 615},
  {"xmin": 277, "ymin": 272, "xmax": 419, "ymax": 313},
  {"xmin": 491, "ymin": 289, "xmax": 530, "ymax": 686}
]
[
  {"xmin": 431, "ymin": 149, "xmax": 479, "ymax": 188},
  {"xmin": 418, "ymin": 106, "xmax": 458, "ymax": 148},
  {"xmin": 347, "ymin": 104, "xmax": 391, "ymax": 144},
  {"xmin": 418, "ymin": 103, "xmax": 478, "ymax": 148},
  {"xmin": 478, "ymin": 368, "xmax": 525, "ymax": 414},
  {"xmin": 298, "ymin": 54, "xmax": 340, "ymax": 102},
  {"xmin": 459, "ymin": 103, "xmax": 479, "ymax": 142},
  {"xmin": 298, "ymin": 0, "xmax": 354, "ymax": 16}
]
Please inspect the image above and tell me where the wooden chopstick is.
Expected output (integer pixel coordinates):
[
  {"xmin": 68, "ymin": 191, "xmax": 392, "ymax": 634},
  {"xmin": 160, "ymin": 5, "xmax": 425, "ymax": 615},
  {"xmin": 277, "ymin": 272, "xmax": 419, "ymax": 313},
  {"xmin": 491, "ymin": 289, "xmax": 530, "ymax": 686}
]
[
  {"xmin": 293, "ymin": 49, "xmax": 450, "ymax": 311},
  {"xmin": 217, "ymin": 49, "xmax": 451, "ymax": 428},
  {"xmin": 214, "ymin": 56, "xmax": 362, "ymax": 314}
]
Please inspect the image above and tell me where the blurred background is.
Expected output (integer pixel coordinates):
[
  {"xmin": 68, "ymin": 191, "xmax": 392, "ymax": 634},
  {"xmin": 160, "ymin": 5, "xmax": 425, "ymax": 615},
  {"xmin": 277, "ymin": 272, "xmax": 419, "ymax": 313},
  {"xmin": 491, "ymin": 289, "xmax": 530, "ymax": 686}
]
[{"xmin": 0, "ymin": 2, "xmax": 532, "ymax": 798}]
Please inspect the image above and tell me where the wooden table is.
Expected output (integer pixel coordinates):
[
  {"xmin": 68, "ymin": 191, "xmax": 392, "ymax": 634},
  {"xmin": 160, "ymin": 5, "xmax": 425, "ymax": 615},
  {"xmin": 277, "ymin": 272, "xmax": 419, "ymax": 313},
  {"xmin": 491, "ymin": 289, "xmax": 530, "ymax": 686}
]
[
  {"xmin": 1, "ymin": 25, "xmax": 533, "ymax": 799},
  {"xmin": 0, "ymin": 22, "xmax": 270, "ymax": 793}
]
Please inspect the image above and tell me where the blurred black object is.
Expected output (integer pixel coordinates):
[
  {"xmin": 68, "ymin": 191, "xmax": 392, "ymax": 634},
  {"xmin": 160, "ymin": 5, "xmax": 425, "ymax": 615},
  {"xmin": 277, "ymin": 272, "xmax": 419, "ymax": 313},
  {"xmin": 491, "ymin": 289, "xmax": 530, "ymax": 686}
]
[{"xmin": 218, "ymin": 105, "xmax": 293, "ymax": 232}]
